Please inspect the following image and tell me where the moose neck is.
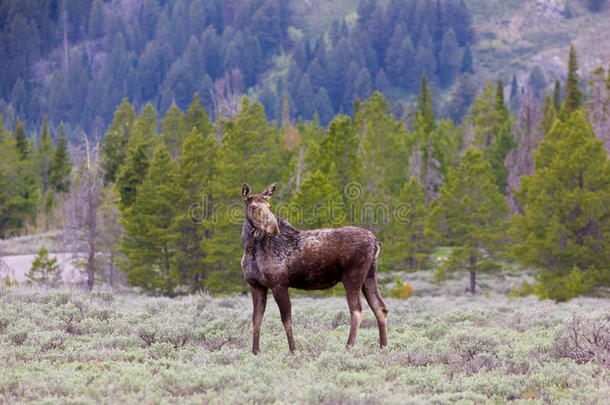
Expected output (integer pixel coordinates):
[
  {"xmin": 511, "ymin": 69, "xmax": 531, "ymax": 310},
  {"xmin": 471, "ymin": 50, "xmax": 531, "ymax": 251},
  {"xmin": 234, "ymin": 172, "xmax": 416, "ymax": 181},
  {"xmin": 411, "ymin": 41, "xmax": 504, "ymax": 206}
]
[{"xmin": 242, "ymin": 215, "xmax": 301, "ymax": 255}]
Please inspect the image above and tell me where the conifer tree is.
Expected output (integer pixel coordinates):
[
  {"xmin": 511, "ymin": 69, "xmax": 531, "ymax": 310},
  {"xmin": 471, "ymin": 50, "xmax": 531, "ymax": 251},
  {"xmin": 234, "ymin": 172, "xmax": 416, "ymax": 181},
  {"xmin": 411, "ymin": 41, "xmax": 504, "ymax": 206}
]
[
  {"xmin": 382, "ymin": 178, "xmax": 430, "ymax": 271},
  {"xmin": 460, "ymin": 45, "xmax": 473, "ymax": 74},
  {"xmin": 469, "ymin": 81, "xmax": 514, "ymax": 192},
  {"xmin": 117, "ymin": 144, "xmax": 149, "ymax": 210},
  {"xmin": 122, "ymin": 143, "xmax": 180, "ymax": 295},
  {"xmin": 561, "ymin": 45, "xmax": 583, "ymax": 117},
  {"xmin": 13, "ymin": 119, "xmax": 29, "ymax": 161},
  {"xmin": 172, "ymin": 128, "xmax": 217, "ymax": 291},
  {"xmin": 49, "ymin": 123, "xmax": 71, "ymax": 193},
  {"xmin": 201, "ymin": 98, "xmax": 283, "ymax": 292},
  {"xmin": 292, "ymin": 169, "xmax": 346, "ymax": 229},
  {"xmin": 36, "ymin": 116, "xmax": 55, "ymax": 193},
  {"xmin": 313, "ymin": 115, "xmax": 366, "ymax": 224},
  {"xmin": 426, "ymin": 148, "xmax": 509, "ymax": 294},
  {"xmin": 102, "ymin": 99, "xmax": 136, "ymax": 183},
  {"xmin": 184, "ymin": 93, "xmax": 213, "ymax": 137},
  {"xmin": 25, "ymin": 246, "xmax": 60, "ymax": 285},
  {"xmin": 553, "ymin": 79, "xmax": 562, "ymax": 111},
  {"xmin": 511, "ymin": 112, "xmax": 610, "ymax": 300},
  {"xmin": 541, "ymin": 93, "xmax": 558, "ymax": 135},
  {"xmin": 160, "ymin": 103, "xmax": 186, "ymax": 159},
  {"xmin": 0, "ymin": 117, "xmax": 38, "ymax": 236},
  {"xmin": 355, "ymin": 92, "xmax": 409, "ymax": 201}
]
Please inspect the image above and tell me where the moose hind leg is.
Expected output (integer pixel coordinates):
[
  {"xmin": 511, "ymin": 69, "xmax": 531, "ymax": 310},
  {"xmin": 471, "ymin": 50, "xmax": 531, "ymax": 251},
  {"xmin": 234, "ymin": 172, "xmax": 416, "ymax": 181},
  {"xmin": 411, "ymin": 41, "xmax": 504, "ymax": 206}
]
[
  {"xmin": 343, "ymin": 281, "xmax": 365, "ymax": 348},
  {"xmin": 251, "ymin": 284, "xmax": 268, "ymax": 355},
  {"xmin": 272, "ymin": 287, "xmax": 296, "ymax": 353},
  {"xmin": 363, "ymin": 277, "xmax": 389, "ymax": 348}
]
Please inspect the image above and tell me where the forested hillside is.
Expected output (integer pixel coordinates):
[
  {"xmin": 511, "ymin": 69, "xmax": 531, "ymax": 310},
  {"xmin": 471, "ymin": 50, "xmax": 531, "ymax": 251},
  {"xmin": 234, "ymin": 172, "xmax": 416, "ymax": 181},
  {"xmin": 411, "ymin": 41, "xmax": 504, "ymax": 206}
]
[
  {"xmin": 1, "ymin": 0, "xmax": 475, "ymax": 138},
  {"xmin": 1, "ymin": 0, "xmax": 609, "ymax": 301}
]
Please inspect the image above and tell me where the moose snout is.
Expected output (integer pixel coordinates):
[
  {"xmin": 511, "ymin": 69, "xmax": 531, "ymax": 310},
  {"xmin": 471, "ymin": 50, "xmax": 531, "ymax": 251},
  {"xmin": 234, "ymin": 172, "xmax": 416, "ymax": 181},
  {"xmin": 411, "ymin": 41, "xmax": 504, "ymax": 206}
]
[{"xmin": 265, "ymin": 221, "xmax": 280, "ymax": 237}]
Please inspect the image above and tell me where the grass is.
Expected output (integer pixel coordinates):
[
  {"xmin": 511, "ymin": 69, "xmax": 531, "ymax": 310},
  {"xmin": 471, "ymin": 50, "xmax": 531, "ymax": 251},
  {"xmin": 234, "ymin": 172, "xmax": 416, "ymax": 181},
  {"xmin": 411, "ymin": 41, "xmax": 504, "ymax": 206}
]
[{"xmin": 0, "ymin": 285, "xmax": 608, "ymax": 404}]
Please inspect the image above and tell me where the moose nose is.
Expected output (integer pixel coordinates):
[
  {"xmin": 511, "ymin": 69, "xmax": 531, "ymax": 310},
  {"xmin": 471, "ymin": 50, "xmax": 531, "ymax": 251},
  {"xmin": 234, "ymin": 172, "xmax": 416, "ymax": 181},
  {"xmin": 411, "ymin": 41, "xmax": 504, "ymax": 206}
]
[{"xmin": 267, "ymin": 224, "xmax": 280, "ymax": 237}]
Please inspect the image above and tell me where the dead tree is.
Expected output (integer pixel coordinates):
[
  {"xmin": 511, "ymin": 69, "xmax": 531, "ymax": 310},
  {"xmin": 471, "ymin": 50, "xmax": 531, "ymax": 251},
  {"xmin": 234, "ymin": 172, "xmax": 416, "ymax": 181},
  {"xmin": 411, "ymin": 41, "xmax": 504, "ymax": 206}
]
[
  {"xmin": 211, "ymin": 69, "xmax": 243, "ymax": 121},
  {"xmin": 62, "ymin": 133, "xmax": 105, "ymax": 291}
]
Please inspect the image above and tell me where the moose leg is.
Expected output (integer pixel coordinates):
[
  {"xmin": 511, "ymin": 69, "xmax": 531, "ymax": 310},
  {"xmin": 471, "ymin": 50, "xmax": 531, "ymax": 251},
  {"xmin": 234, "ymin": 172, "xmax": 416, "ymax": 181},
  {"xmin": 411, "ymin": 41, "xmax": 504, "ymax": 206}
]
[
  {"xmin": 363, "ymin": 277, "xmax": 389, "ymax": 348},
  {"xmin": 343, "ymin": 281, "xmax": 364, "ymax": 348},
  {"xmin": 251, "ymin": 284, "xmax": 268, "ymax": 355},
  {"xmin": 272, "ymin": 287, "xmax": 296, "ymax": 353}
]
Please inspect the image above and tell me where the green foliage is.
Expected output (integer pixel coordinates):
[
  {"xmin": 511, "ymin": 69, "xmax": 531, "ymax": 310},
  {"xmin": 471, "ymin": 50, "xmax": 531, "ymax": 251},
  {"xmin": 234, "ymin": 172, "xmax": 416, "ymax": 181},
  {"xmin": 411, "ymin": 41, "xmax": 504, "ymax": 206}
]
[
  {"xmin": 511, "ymin": 111, "xmax": 610, "ymax": 301},
  {"xmin": 25, "ymin": 246, "xmax": 60, "ymax": 285},
  {"xmin": 201, "ymin": 98, "xmax": 283, "ymax": 293},
  {"xmin": 102, "ymin": 99, "xmax": 136, "ymax": 183},
  {"xmin": 49, "ymin": 123, "xmax": 71, "ymax": 193},
  {"xmin": 291, "ymin": 170, "xmax": 346, "ymax": 229},
  {"xmin": 13, "ymin": 119, "xmax": 29, "ymax": 161},
  {"xmin": 468, "ymin": 81, "xmax": 515, "ymax": 192},
  {"xmin": 312, "ymin": 115, "xmax": 366, "ymax": 224},
  {"xmin": 0, "ymin": 289, "xmax": 607, "ymax": 403},
  {"xmin": 381, "ymin": 178, "xmax": 431, "ymax": 271},
  {"xmin": 0, "ymin": 117, "xmax": 39, "ymax": 237},
  {"xmin": 0, "ymin": 0, "xmax": 475, "ymax": 131},
  {"xmin": 560, "ymin": 45, "xmax": 583, "ymax": 118},
  {"xmin": 172, "ymin": 128, "xmax": 218, "ymax": 292},
  {"xmin": 35, "ymin": 117, "xmax": 54, "ymax": 193},
  {"xmin": 121, "ymin": 144, "xmax": 180, "ymax": 296},
  {"xmin": 426, "ymin": 148, "xmax": 509, "ymax": 293},
  {"xmin": 389, "ymin": 275, "xmax": 413, "ymax": 299}
]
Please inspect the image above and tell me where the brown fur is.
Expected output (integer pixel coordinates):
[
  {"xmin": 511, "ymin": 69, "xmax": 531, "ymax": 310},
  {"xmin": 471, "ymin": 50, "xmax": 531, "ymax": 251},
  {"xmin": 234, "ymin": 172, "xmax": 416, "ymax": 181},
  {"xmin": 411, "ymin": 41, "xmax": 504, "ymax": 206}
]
[{"xmin": 241, "ymin": 182, "xmax": 389, "ymax": 354}]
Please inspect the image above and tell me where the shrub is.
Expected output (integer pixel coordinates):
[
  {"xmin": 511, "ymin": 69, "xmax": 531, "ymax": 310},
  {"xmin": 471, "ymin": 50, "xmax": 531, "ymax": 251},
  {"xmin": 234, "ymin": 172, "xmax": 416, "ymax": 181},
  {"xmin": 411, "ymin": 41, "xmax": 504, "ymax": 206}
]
[
  {"xmin": 554, "ymin": 314, "xmax": 609, "ymax": 368},
  {"xmin": 390, "ymin": 276, "xmax": 413, "ymax": 299},
  {"xmin": 25, "ymin": 246, "xmax": 61, "ymax": 286}
]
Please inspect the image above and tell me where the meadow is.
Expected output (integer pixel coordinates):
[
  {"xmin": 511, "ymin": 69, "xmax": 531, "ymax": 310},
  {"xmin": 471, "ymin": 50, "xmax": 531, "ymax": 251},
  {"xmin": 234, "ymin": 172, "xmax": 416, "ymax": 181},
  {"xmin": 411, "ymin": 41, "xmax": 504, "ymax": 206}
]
[{"xmin": 0, "ymin": 283, "xmax": 608, "ymax": 404}]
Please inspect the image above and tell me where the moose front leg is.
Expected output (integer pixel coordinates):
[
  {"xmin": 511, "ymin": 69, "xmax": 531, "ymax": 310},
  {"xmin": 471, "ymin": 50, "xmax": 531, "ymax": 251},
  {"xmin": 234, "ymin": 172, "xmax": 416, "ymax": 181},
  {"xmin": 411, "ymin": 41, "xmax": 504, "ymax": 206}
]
[
  {"xmin": 272, "ymin": 287, "xmax": 296, "ymax": 353},
  {"xmin": 251, "ymin": 284, "xmax": 268, "ymax": 355}
]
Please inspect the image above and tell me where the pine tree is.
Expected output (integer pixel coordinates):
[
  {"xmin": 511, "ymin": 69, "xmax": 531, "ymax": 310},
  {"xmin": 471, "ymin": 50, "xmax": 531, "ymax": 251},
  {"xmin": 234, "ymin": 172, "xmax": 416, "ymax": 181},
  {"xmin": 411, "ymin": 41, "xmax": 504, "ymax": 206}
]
[
  {"xmin": 49, "ymin": 123, "xmax": 71, "ymax": 193},
  {"xmin": 172, "ymin": 128, "xmax": 217, "ymax": 291},
  {"xmin": 511, "ymin": 111, "xmax": 610, "ymax": 301},
  {"xmin": 313, "ymin": 115, "xmax": 366, "ymax": 224},
  {"xmin": 36, "ymin": 117, "xmax": 55, "ymax": 193},
  {"xmin": 292, "ymin": 170, "xmax": 346, "ymax": 229},
  {"xmin": 541, "ymin": 93, "xmax": 558, "ymax": 135},
  {"xmin": 439, "ymin": 29, "xmax": 460, "ymax": 87},
  {"xmin": 426, "ymin": 148, "xmax": 509, "ymax": 294},
  {"xmin": 201, "ymin": 98, "xmax": 283, "ymax": 292},
  {"xmin": 102, "ymin": 98, "xmax": 136, "ymax": 183},
  {"xmin": 160, "ymin": 103, "xmax": 186, "ymax": 159},
  {"xmin": 382, "ymin": 178, "xmax": 431, "ymax": 271},
  {"xmin": 355, "ymin": 92, "xmax": 409, "ymax": 221},
  {"xmin": 13, "ymin": 119, "xmax": 29, "ymax": 161},
  {"xmin": 561, "ymin": 45, "xmax": 583, "ymax": 117},
  {"xmin": 460, "ymin": 45, "xmax": 473, "ymax": 74},
  {"xmin": 122, "ymin": 143, "xmax": 180, "ymax": 295},
  {"xmin": 553, "ymin": 79, "xmax": 562, "ymax": 111},
  {"xmin": 0, "ymin": 117, "xmax": 39, "ymax": 236},
  {"xmin": 416, "ymin": 73, "xmax": 435, "ymax": 136},
  {"xmin": 25, "ymin": 246, "xmax": 60, "ymax": 285},
  {"xmin": 184, "ymin": 93, "xmax": 213, "ymax": 137},
  {"xmin": 469, "ymin": 81, "xmax": 514, "ymax": 191},
  {"xmin": 116, "ymin": 142, "xmax": 150, "ymax": 210}
]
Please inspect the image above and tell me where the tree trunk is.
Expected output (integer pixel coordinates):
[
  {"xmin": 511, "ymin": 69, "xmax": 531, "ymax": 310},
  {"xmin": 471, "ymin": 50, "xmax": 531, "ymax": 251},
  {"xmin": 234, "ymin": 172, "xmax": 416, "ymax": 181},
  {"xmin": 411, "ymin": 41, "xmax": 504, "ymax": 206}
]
[
  {"xmin": 469, "ymin": 271, "xmax": 476, "ymax": 295},
  {"xmin": 469, "ymin": 254, "xmax": 477, "ymax": 295},
  {"xmin": 109, "ymin": 252, "xmax": 115, "ymax": 288}
]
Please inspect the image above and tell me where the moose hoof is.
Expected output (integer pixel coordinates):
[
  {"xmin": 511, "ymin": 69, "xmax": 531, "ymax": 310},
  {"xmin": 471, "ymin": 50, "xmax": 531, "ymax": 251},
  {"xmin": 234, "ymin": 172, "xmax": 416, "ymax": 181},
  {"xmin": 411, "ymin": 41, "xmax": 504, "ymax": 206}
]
[{"xmin": 252, "ymin": 349, "xmax": 261, "ymax": 355}]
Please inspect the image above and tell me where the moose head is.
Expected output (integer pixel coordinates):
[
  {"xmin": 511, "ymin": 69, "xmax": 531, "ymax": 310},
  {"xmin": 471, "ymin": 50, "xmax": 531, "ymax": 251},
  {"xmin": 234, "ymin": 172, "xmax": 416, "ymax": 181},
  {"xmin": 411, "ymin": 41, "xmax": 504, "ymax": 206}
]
[{"xmin": 241, "ymin": 182, "xmax": 280, "ymax": 237}]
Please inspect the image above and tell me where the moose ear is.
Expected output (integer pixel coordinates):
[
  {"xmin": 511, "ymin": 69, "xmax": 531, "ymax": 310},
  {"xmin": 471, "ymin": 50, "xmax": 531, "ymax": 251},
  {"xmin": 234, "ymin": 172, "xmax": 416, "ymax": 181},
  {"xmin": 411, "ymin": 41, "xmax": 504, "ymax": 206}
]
[
  {"xmin": 241, "ymin": 183, "xmax": 251, "ymax": 201},
  {"xmin": 261, "ymin": 182, "xmax": 278, "ymax": 200}
]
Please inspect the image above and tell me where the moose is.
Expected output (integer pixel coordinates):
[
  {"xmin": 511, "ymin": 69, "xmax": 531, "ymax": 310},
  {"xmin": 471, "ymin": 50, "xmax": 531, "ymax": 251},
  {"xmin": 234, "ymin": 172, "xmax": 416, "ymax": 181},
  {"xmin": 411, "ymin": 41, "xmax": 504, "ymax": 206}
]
[{"xmin": 241, "ymin": 182, "xmax": 389, "ymax": 354}]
